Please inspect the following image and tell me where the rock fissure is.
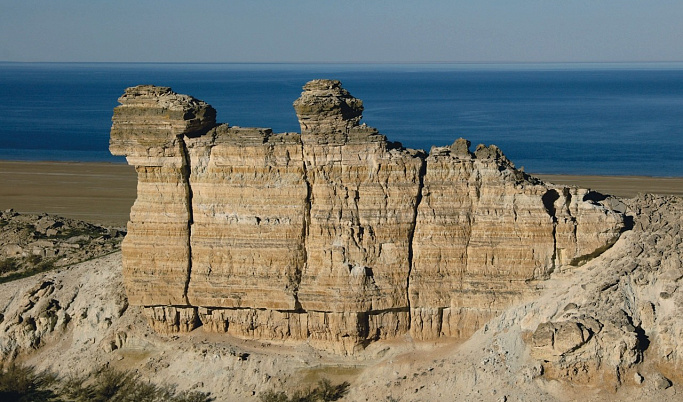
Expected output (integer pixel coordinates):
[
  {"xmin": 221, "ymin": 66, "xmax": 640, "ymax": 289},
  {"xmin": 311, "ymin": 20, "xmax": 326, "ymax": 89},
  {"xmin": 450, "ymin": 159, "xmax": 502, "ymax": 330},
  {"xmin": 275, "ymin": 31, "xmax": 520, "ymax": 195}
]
[
  {"xmin": 110, "ymin": 80, "xmax": 627, "ymax": 353},
  {"xmin": 180, "ymin": 135, "xmax": 194, "ymax": 305},
  {"xmin": 550, "ymin": 223, "xmax": 558, "ymax": 277},
  {"xmin": 406, "ymin": 156, "xmax": 427, "ymax": 329},
  {"xmin": 296, "ymin": 149, "xmax": 312, "ymax": 313},
  {"xmin": 542, "ymin": 189, "xmax": 560, "ymax": 277}
]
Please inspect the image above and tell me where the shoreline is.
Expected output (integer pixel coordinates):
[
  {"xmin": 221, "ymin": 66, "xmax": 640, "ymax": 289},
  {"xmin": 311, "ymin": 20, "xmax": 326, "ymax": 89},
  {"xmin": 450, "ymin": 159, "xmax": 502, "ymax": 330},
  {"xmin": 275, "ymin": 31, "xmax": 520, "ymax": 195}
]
[{"xmin": 1, "ymin": 160, "xmax": 681, "ymax": 227}]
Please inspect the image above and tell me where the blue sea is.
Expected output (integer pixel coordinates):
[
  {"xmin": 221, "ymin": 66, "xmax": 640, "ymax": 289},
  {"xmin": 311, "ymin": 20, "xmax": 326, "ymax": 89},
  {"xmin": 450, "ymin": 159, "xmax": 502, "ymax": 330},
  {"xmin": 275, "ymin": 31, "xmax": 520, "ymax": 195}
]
[{"xmin": 1, "ymin": 62, "xmax": 682, "ymax": 176}]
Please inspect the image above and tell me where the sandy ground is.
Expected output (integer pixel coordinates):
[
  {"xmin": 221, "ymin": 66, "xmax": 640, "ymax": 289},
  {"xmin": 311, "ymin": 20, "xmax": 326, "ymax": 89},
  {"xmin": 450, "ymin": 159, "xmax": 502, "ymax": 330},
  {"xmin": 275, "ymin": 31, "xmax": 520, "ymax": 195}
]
[
  {"xmin": 0, "ymin": 160, "xmax": 681, "ymax": 227},
  {"xmin": 536, "ymin": 174, "xmax": 683, "ymax": 198},
  {"xmin": 0, "ymin": 161, "xmax": 136, "ymax": 227}
]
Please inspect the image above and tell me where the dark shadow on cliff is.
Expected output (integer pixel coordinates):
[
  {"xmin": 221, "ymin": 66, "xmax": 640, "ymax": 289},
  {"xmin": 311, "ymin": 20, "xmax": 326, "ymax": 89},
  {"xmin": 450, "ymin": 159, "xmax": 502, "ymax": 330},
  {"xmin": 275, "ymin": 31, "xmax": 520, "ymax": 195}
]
[
  {"xmin": 583, "ymin": 191, "xmax": 608, "ymax": 203},
  {"xmin": 541, "ymin": 189, "xmax": 560, "ymax": 219}
]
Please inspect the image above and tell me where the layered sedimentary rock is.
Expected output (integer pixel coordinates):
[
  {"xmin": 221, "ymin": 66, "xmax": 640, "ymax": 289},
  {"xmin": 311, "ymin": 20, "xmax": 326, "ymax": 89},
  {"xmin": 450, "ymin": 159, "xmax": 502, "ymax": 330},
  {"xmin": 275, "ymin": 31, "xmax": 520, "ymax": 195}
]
[
  {"xmin": 110, "ymin": 86, "xmax": 215, "ymax": 315},
  {"xmin": 409, "ymin": 141, "xmax": 625, "ymax": 339},
  {"xmin": 110, "ymin": 80, "xmax": 626, "ymax": 353},
  {"xmin": 293, "ymin": 80, "xmax": 424, "ymax": 348}
]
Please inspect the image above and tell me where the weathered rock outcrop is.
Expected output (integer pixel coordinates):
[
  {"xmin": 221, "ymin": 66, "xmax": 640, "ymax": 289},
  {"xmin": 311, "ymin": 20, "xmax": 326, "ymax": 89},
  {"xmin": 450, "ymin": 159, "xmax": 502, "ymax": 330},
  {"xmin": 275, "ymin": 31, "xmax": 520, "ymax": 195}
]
[
  {"xmin": 0, "ymin": 209, "xmax": 124, "ymax": 279},
  {"xmin": 110, "ymin": 80, "xmax": 625, "ymax": 353},
  {"xmin": 525, "ymin": 194, "xmax": 683, "ymax": 387},
  {"xmin": 410, "ymin": 141, "xmax": 625, "ymax": 339},
  {"xmin": 110, "ymin": 86, "xmax": 215, "ymax": 313}
]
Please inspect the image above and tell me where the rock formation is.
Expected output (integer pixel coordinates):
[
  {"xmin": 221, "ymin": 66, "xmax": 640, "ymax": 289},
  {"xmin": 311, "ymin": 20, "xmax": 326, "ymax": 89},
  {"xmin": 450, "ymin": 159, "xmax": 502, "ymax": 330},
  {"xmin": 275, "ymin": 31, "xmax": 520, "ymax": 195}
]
[
  {"xmin": 0, "ymin": 209, "xmax": 124, "ymax": 279},
  {"xmin": 525, "ymin": 194, "xmax": 683, "ymax": 387},
  {"xmin": 110, "ymin": 80, "xmax": 625, "ymax": 353}
]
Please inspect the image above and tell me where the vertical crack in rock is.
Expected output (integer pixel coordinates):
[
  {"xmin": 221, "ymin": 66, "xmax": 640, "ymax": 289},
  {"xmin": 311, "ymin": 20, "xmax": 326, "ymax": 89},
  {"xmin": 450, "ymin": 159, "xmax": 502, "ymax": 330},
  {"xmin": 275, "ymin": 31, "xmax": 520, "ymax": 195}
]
[
  {"xmin": 564, "ymin": 188, "xmax": 578, "ymax": 262},
  {"xmin": 564, "ymin": 188, "xmax": 576, "ymax": 227},
  {"xmin": 179, "ymin": 136, "xmax": 194, "ymax": 305},
  {"xmin": 464, "ymin": 168, "xmax": 481, "ymax": 287},
  {"xmin": 463, "ymin": 212, "xmax": 473, "ymax": 291},
  {"xmin": 296, "ymin": 150, "xmax": 311, "ymax": 312},
  {"xmin": 406, "ymin": 156, "xmax": 427, "ymax": 327},
  {"xmin": 542, "ymin": 189, "xmax": 560, "ymax": 277}
]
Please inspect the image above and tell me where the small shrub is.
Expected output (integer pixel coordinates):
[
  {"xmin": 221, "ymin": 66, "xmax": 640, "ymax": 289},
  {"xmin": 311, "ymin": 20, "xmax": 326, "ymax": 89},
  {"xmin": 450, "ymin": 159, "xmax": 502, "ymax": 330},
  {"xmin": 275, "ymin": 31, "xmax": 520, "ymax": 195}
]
[
  {"xmin": 0, "ymin": 257, "xmax": 57, "ymax": 284},
  {"xmin": 36, "ymin": 258, "xmax": 55, "ymax": 271},
  {"xmin": 0, "ymin": 258, "xmax": 19, "ymax": 275},
  {"xmin": 173, "ymin": 390, "xmax": 215, "ymax": 402},
  {"xmin": 260, "ymin": 390, "xmax": 289, "ymax": 402},
  {"xmin": 27, "ymin": 254, "xmax": 43, "ymax": 265},
  {"xmin": 59, "ymin": 367, "xmax": 213, "ymax": 402},
  {"xmin": 50, "ymin": 226, "xmax": 104, "ymax": 241},
  {"xmin": 0, "ymin": 363, "xmax": 59, "ymax": 402},
  {"xmin": 260, "ymin": 379, "xmax": 349, "ymax": 402},
  {"xmin": 314, "ymin": 379, "xmax": 349, "ymax": 401},
  {"xmin": 0, "ymin": 364, "xmax": 212, "ymax": 402}
]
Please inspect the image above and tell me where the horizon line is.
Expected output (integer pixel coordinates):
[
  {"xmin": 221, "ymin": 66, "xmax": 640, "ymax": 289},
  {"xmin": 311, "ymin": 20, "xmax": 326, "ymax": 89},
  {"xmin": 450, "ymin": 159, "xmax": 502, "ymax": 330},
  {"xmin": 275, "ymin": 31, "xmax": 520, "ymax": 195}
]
[{"xmin": 2, "ymin": 60, "xmax": 683, "ymax": 65}]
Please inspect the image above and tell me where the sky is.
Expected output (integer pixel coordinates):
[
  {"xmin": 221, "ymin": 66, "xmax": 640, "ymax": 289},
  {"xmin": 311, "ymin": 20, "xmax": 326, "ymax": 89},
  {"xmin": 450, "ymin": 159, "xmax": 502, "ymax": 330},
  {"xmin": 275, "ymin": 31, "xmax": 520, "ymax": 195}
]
[{"xmin": 1, "ymin": 1, "xmax": 682, "ymax": 63}]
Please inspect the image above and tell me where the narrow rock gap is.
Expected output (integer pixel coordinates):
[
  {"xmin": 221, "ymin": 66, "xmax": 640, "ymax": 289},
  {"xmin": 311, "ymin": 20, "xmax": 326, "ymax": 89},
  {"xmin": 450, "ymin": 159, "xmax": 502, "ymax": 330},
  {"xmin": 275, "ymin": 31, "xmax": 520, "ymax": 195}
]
[
  {"xmin": 406, "ymin": 156, "xmax": 427, "ymax": 329},
  {"xmin": 179, "ymin": 136, "xmax": 194, "ymax": 305},
  {"xmin": 541, "ymin": 189, "xmax": 560, "ymax": 276},
  {"xmin": 437, "ymin": 307, "xmax": 445, "ymax": 336},
  {"xmin": 550, "ymin": 225, "xmax": 557, "ymax": 276},
  {"xmin": 295, "ymin": 144, "xmax": 310, "ymax": 313},
  {"xmin": 463, "ymin": 168, "xmax": 480, "ymax": 291}
]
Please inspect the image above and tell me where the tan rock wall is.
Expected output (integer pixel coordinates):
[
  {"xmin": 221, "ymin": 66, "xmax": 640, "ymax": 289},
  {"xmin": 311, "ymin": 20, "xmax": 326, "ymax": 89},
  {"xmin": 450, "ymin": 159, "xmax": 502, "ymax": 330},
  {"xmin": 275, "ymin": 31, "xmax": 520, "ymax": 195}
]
[
  {"xmin": 110, "ymin": 85, "xmax": 215, "ymax": 307},
  {"xmin": 185, "ymin": 126, "xmax": 308, "ymax": 311},
  {"xmin": 111, "ymin": 81, "xmax": 626, "ymax": 353},
  {"xmin": 409, "ymin": 143, "xmax": 624, "ymax": 339}
]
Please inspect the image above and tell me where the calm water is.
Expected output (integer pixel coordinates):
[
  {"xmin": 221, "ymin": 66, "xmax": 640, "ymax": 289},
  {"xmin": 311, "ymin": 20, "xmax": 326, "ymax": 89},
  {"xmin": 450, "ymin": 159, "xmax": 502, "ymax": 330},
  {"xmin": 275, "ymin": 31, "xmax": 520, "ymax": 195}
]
[{"xmin": 1, "ymin": 62, "xmax": 682, "ymax": 176}]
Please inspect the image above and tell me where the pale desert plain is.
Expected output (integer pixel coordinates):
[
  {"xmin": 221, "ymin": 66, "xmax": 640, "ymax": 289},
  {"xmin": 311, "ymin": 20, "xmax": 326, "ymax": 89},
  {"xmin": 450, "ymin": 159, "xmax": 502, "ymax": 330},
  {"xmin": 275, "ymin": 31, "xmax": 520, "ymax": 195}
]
[{"xmin": 0, "ymin": 160, "xmax": 681, "ymax": 227}]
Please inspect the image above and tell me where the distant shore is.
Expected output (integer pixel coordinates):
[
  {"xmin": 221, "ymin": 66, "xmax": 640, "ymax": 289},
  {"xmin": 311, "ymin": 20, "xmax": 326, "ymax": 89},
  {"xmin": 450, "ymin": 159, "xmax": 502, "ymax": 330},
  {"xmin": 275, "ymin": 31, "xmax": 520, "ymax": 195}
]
[{"xmin": 1, "ymin": 160, "xmax": 681, "ymax": 227}]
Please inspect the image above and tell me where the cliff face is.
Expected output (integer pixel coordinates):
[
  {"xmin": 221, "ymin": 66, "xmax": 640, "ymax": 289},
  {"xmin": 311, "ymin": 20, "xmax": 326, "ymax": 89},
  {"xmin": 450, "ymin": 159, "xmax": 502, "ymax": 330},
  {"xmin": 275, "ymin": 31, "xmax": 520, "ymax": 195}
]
[{"xmin": 110, "ymin": 80, "xmax": 625, "ymax": 353}]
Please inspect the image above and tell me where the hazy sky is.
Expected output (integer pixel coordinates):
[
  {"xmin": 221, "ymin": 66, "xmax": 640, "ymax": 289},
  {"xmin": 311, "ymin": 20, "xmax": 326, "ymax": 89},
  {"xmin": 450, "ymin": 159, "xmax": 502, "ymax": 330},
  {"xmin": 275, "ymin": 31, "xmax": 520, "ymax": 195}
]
[{"xmin": 1, "ymin": 1, "xmax": 682, "ymax": 63}]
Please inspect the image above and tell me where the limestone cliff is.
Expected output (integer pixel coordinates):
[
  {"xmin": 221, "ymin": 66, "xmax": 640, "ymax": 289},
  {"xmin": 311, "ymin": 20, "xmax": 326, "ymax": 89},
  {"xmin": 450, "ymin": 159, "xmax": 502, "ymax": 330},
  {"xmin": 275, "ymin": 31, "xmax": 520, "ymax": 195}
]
[{"xmin": 110, "ymin": 80, "xmax": 625, "ymax": 353}]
